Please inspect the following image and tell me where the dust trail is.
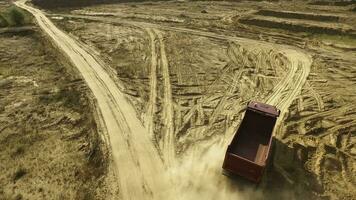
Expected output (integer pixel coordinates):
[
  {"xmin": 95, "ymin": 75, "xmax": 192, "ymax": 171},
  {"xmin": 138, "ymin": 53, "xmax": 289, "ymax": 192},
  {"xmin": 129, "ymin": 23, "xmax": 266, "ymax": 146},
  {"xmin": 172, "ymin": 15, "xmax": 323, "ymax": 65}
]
[
  {"xmin": 143, "ymin": 21, "xmax": 312, "ymax": 198},
  {"xmin": 169, "ymin": 141, "xmax": 263, "ymax": 200},
  {"xmin": 171, "ymin": 46, "xmax": 311, "ymax": 199}
]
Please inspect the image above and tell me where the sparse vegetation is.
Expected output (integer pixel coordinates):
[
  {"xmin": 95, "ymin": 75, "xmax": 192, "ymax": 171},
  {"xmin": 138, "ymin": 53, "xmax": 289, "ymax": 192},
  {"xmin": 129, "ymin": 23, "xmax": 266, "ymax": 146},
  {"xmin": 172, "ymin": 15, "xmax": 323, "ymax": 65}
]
[
  {"xmin": 9, "ymin": 7, "xmax": 25, "ymax": 26},
  {"xmin": 0, "ymin": 18, "xmax": 109, "ymax": 199},
  {"xmin": 39, "ymin": 87, "xmax": 82, "ymax": 109},
  {"xmin": 14, "ymin": 193, "xmax": 23, "ymax": 200},
  {"xmin": 0, "ymin": 6, "xmax": 31, "ymax": 27},
  {"xmin": 0, "ymin": 15, "xmax": 8, "ymax": 27},
  {"xmin": 12, "ymin": 146, "xmax": 25, "ymax": 157},
  {"xmin": 13, "ymin": 168, "xmax": 27, "ymax": 182}
]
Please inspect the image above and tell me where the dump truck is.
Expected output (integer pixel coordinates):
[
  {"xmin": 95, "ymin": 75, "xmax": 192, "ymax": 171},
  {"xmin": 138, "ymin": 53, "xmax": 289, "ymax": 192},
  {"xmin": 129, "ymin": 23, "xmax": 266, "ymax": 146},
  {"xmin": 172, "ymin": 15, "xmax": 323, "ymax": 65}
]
[{"xmin": 222, "ymin": 101, "xmax": 280, "ymax": 183}]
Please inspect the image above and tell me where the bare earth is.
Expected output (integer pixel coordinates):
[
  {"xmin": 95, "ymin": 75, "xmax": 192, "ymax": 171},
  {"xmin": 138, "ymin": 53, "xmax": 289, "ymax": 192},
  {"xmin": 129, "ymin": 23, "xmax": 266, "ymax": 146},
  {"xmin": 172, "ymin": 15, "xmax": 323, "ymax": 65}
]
[
  {"xmin": 0, "ymin": 8, "xmax": 111, "ymax": 200},
  {"xmin": 1, "ymin": 0, "xmax": 355, "ymax": 200}
]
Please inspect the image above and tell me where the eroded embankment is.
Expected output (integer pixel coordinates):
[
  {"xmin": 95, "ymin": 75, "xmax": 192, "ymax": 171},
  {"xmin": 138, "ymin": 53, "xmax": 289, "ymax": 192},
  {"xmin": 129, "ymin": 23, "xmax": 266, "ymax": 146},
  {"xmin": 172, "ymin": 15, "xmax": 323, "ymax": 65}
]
[
  {"xmin": 309, "ymin": 1, "xmax": 356, "ymax": 6},
  {"xmin": 255, "ymin": 10, "xmax": 341, "ymax": 22},
  {"xmin": 239, "ymin": 17, "xmax": 356, "ymax": 37}
]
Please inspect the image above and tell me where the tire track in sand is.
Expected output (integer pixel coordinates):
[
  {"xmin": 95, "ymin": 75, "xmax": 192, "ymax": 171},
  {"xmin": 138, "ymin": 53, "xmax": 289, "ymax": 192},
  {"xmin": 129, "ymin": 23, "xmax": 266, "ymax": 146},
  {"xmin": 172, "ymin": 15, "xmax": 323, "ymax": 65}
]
[
  {"xmin": 145, "ymin": 28, "xmax": 175, "ymax": 166},
  {"xmin": 59, "ymin": 14, "xmax": 312, "ymax": 118},
  {"xmin": 15, "ymin": 1, "xmax": 173, "ymax": 199},
  {"xmin": 153, "ymin": 29, "xmax": 176, "ymax": 166},
  {"xmin": 265, "ymin": 49, "xmax": 311, "ymax": 138},
  {"xmin": 145, "ymin": 28, "xmax": 158, "ymax": 139},
  {"xmin": 27, "ymin": 11, "xmax": 312, "ymax": 198},
  {"xmin": 209, "ymin": 44, "xmax": 245, "ymax": 124},
  {"xmin": 113, "ymin": 13, "xmax": 313, "ymax": 198}
]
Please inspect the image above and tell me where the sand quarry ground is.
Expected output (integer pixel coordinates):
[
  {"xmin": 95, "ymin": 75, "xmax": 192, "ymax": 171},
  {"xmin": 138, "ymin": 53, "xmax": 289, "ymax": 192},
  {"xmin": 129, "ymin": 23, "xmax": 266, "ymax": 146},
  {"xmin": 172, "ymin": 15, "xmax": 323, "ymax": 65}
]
[{"xmin": 0, "ymin": 0, "xmax": 356, "ymax": 199}]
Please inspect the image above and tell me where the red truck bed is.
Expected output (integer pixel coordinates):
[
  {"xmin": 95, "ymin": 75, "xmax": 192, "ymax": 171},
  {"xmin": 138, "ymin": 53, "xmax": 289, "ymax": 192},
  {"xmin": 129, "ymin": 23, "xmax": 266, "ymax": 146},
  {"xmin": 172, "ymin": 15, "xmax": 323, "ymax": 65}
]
[{"xmin": 222, "ymin": 101, "xmax": 279, "ymax": 183}]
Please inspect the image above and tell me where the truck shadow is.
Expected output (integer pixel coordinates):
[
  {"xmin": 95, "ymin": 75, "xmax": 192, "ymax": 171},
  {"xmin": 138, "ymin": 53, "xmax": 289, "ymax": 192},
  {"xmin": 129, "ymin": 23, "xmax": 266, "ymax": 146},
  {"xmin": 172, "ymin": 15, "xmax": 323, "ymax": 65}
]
[{"xmin": 223, "ymin": 138, "xmax": 325, "ymax": 200}]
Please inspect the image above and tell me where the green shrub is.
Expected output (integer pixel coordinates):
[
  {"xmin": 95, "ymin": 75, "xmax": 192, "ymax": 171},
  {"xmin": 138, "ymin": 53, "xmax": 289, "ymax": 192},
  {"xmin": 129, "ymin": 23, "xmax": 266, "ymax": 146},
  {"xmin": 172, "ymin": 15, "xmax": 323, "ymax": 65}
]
[
  {"xmin": 14, "ymin": 194, "xmax": 23, "ymax": 200},
  {"xmin": 0, "ymin": 6, "xmax": 29, "ymax": 27},
  {"xmin": 39, "ymin": 87, "xmax": 82, "ymax": 109},
  {"xmin": 0, "ymin": 15, "xmax": 8, "ymax": 27},
  {"xmin": 8, "ymin": 8, "xmax": 25, "ymax": 26},
  {"xmin": 13, "ymin": 168, "xmax": 26, "ymax": 182},
  {"xmin": 58, "ymin": 88, "xmax": 82, "ymax": 108}
]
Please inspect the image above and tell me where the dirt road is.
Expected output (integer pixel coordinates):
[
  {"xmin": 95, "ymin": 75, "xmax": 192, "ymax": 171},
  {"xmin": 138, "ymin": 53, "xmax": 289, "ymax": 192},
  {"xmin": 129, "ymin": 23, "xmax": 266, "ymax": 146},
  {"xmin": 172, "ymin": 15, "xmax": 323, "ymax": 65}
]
[
  {"xmin": 16, "ymin": 1, "xmax": 314, "ymax": 199},
  {"xmin": 14, "ymin": 1, "xmax": 172, "ymax": 199}
]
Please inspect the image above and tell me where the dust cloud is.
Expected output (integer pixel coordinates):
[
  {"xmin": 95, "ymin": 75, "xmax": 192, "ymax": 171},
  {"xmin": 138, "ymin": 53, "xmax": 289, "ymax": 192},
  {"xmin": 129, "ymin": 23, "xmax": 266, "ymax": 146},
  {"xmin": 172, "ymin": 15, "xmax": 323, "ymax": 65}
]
[{"xmin": 166, "ymin": 143, "xmax": 263, "ymax": 200}]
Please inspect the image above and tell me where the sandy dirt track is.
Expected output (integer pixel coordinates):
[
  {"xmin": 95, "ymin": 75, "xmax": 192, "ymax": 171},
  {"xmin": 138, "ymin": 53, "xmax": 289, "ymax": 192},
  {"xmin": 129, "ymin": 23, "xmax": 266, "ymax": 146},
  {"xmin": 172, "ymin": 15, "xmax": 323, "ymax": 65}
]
[
  {"xmin": 145, "ymin": 28, "xmax": 158, "ymax": 140},
  {"xmin": 14, "ymin": 1, "xmax": 172, "ymax": 200},
  {"xmin": 70, "ymin": 15, "xmax": 312, "ymax": 200},
  {"xmin": 7, "ymin": 0, "xmax": 355, "ymax": 198},
  {"xmin": 14, "ymin": 0, "xmax": 320, "ymax": 199}
]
